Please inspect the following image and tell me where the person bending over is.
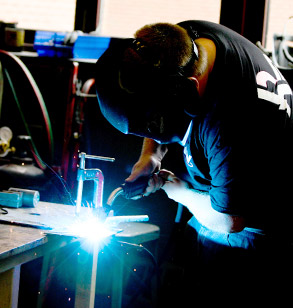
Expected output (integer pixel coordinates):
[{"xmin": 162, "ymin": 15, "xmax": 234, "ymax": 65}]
[{"xmin": 95, "ymin": 21, "xmax": 293, "ymax": 305}]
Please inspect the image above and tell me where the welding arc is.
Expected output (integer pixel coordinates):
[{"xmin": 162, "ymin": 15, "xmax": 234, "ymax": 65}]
[{"xmin": 0, "ymin": 49, "xmax": 54, "ymax": 162}]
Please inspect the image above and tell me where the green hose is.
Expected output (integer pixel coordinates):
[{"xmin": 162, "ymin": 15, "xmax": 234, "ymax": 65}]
[{"xmin": 4, "ymin": 68, "xmax": 46, "ymax": 169}]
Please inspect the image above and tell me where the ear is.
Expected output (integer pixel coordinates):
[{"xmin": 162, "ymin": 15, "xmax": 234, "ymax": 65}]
[
  {"xmin": 187, "ymin": 76, "xmax": 200, "ymax": 91},
  {"xmin": 182, "ymin": 76, "xmax": 201, "ymax": 117}
]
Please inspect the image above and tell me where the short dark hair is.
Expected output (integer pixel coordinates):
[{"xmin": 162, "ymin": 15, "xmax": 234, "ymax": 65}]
[
  {"xmin": 119, "ymin": 23, "xmax": 197, "ymax": 94},
  {"xmin": 134, "ymin": 23, "xmax": 195, "ymax": 68}
]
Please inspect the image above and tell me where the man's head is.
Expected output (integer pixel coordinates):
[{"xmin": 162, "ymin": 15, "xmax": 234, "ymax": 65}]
[{"xmin": 95, "ymin": 22, "xmax": 201, "ymax": 144}]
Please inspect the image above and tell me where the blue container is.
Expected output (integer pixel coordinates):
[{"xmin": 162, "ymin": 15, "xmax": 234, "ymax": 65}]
[
  {"xmin": 73, "ymin": 36, "xmax": 111, "ymax": 59},
  {"xmin": 34, "ymin": 31, "xmax": 73, "ymax": 58},
  {"xmin": 54, "ymin": 32, "xmax": 73, "ymax": 58},
  {"xmin": 34, "ymin": 31, "xmax": 56, "ymax": 57}
]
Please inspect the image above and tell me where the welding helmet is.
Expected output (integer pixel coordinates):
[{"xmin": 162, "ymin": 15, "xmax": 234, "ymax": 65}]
[{"xmin": 95, "ymin": 33, "xmax": 201, "ymax": 144}]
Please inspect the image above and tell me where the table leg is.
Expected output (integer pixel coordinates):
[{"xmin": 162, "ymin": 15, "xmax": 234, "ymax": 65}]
[
  {"xmin": 111, "ymin": 253, "xmax": 124, "ymax": 308},
  {"xmin": 36, "ymin": 253, "xmax": 51, "ymax": 308},
  {"xmin": 0, "ymin": 265, "xmax": 20, "ymax": 308},
  {"xmin": 74, "ymin": 243, "xmax": 99, "ymax": 308}
]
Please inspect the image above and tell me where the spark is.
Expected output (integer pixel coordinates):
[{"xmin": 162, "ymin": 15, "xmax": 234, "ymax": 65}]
[
  {"xmin": 65, "ymin": 216, "xmax": 114, "ymax": 243},
  {"xmin": 46, "ymin": 204, "xmax": 115, "ymax": 246}
]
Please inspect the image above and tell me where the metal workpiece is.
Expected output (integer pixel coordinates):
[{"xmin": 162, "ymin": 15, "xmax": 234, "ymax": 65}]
[{"xmin": 75, "ymin": 152, "xmax": 115, "ymax": 215}]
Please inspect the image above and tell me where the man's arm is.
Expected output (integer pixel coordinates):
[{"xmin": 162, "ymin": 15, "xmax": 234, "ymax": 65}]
[
  {"xmin": 160, "ymin": 170, "xmax": 246, "ymax": 233},
  {"xmin": 126, "ymin": 138, "xmax": 168, "ymax": 182}
]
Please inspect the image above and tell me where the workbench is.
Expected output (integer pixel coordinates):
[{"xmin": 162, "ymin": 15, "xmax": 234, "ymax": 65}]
[{"xmin": 0, "ymin": 202, "xmax": 160, "ymax": 308}]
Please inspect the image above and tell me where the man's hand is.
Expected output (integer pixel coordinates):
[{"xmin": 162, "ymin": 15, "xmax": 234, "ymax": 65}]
[
  {"xmin": 125, "ymin": 138, "xmax": 167, "ymax": 198},
  {"xmin": 159, "ymin": 170, "xmax": 246, "ymax": 233},
  {"xmin": 126, "ymin": 154, "xmax": 161, "ymax": 182},
  {"xmin": 125, "ymin": 155, "xmax": 163, "ymax": 199},
  {"xmin": 159, "ymin": 169, "xmax": 190, "ymax": 202}
]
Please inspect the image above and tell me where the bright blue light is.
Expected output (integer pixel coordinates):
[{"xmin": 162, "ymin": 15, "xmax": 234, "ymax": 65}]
[{"xmin": 66, "ymin": 216, "xmax": 114, "ymax": 243}]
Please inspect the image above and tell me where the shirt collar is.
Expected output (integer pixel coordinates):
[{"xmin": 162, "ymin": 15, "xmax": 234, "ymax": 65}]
[{"xmin": 179, "ymin": 120, "xmax": 193, "ymax": 146}]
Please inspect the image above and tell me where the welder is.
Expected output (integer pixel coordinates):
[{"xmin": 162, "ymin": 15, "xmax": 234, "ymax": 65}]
[{"xmin": 95, "ymin": 20, "xmax": 293, "ymax": 306}]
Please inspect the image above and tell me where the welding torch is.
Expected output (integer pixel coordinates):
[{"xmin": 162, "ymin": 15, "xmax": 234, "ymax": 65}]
[
  {"xmin": 106, "ymin": 172, "xmax": 186, "ymax": 224},
  {"xmin": 106, "ymin": 173, "xmax": 163, "ymax": 206}
]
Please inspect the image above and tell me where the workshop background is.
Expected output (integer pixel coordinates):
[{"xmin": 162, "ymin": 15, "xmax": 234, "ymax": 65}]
[{"xmin": 0, "ymin": 0, "xmax": 293, "ymax": 307}]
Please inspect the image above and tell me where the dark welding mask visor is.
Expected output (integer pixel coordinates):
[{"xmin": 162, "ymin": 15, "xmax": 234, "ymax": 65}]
[
  {"xmin": 95, "ymin": 39, "xmax": 200, "ymax": 143},
  {"xmin": 95, "ymin": 39, "xmax": 134, "ymax": 134}
]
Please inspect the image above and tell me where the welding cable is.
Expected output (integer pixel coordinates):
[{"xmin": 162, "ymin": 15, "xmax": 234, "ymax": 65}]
[
  {"xmin": 28, "ymin": 145, "xmax": 76, "ymax": 205},
  {"xmin": 79, "ymin": 78, "xmax": 96, "ymax": 98},
  {"xmin": 3, "ymin": 66, "xmax": 75, "ymax": 202},
  {"xmin": 0, "ymin": 49, "xmax": 54, "ymax": 161},
  {"xmin": 116, "ymin": 240, "xmax": 158, "ymax": 268},
  {"xmin": 28, "ymin": 142, "xmax": 46, "ymax": 170},
  {"xmin": 4, "ymin": 68, "xmax": 46, "ymax": 170},
  {"xmin": 0, "ymin": 206, "xmax": 8, "ymax": 214},
  {"xmin": 70, "ymin": 78, "xmax": 96, "ymax": 175},
  {"xmin": 115, "ymin": 240, "xmax": 159, "ymax": 307},
  {"xmin": 0, "ymin": 62, "xmax": 3, "ymax": 119}
]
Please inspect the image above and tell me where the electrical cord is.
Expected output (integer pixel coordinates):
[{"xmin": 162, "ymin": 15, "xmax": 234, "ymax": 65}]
[
  {"xmin": 0, "ymin": 49, "xmax": 54, "ymax": 161},
  {"xmin": 3, "ymin": 68, "xmax": 46, "ymax": 170},
  {"xmin": 0, "ymin": 206, "xmax": 8, "ymax": 214},
  {"xmin": 0, "ymin": 51, "xmax": 75, "ymax": 203},
  {"xmin": 114, "ymin": 240, "xmax": 159, "ymax": 307},
  {"xmin": 69, "ymin": 78, "xmax": 96, "ymax": 178},
  {"xmin": 29, "ymin": 147, "xmax": 76, "ymax": 205},
  {"xmin": 116, "ymin": 240, "xmax": 158, "ymax": 268},
  {"xmin": 0, "ymin": 62, "xmax": 3, "ymax": 119}
]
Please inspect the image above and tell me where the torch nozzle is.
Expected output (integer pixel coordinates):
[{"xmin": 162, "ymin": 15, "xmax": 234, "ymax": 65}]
[
  {"xmin": 106, "ymin": 186, "xmax": 124, "ymax": 206},
  {"xmin": 106, "ymin": 175, "xmax": 150, "ymax": 207}
]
